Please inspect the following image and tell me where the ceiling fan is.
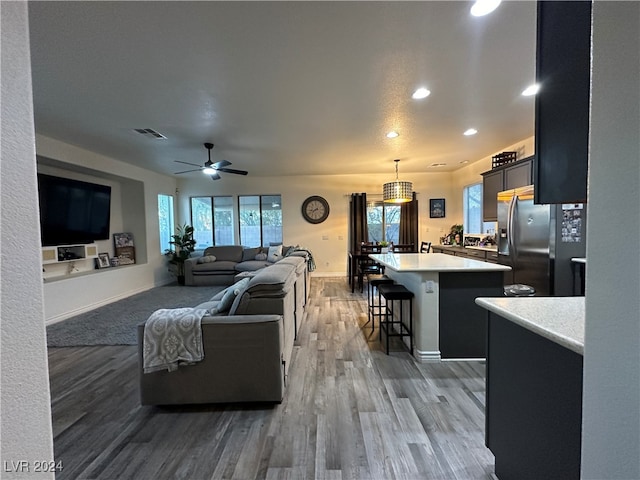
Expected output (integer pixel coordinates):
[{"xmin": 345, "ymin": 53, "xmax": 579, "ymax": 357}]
[{"xmin": 174, "ymin": 142, "xmax": 249, "ymax": 180}]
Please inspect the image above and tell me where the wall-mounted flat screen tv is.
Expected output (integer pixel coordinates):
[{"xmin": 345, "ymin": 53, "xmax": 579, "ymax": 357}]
[{"xmin": 37, "ymin": 173, "xmax": 112, "ymax": 246}]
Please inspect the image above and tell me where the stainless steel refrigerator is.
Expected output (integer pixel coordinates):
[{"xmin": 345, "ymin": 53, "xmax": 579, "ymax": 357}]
[{"xmin": 497, "ymin": 185, "xmax": 586, "ymax": 296}]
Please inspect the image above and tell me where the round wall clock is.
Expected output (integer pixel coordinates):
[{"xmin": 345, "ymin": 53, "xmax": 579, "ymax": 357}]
[{"xmin": 301, "ymin": 195, "xmax": 330, "ymax": 224}]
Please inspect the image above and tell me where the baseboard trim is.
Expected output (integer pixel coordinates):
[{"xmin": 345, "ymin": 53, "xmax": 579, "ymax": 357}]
[
  {"xmin": 310, "ymin": 272, "xmax": 346, "ymax": 278},
  {"xmin": 45, "ymin": 280, "xmax": 174, "ymax": 325},
  {"xmin": 413, "ymin": 349, "xmax": 442, "ymax": 363}
]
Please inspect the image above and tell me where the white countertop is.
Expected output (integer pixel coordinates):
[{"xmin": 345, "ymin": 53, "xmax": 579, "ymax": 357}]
[
  {"xmin": 370, "ymin": 253, "xmax": 511, "ymax": 273},
  {"xmin": 475, "ymin": 297, "xmax": 585, "ymax": 355}
]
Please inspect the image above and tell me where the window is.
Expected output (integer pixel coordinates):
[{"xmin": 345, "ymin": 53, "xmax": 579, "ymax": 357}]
[
  {"xmin": 463, "ymin": 183, "xmax": 494, "ymax": 234},
  {"xmin": 238, "ymin": 195, "xmax": 282, "ymax": 247},
  {"xmin": 158, "ymin": 194, "xmax": 175, "ymax": 253},
  {"xmin": 190, "ymin": 196, "xmax": 233, "ymax": 247},
  {"xmin": 366, "ymin": 201, "xmax": 400, "ymax": 244}
]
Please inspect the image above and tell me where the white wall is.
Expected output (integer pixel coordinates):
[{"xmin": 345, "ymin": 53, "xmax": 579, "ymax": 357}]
[
  {"xmin": 582, "ymin": 2, "xmax": 640, "ymax": 478},
  {"xmin": 177, "ymin": 170, "xmax": 459, "ymax": 275},
  {"xmin": 36, "ymin": 135, "xmax": 179, "ymax": 323},
  {"xmin": 1, "ymin": 2, "xmax": 55, "ymax": 475}
]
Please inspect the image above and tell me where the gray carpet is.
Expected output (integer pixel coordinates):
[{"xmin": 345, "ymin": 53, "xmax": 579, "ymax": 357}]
[{"xmin": 46, "ymin": 283, "xmax": 225, "ymax": 347}]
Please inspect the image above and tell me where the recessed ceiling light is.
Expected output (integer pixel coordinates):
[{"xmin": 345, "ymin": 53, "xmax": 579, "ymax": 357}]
[
  {"xmin": 463, "ymin": 128, "xmax": 478, "ymax": 136},
  {"xmin": 386, "ymin": 131, "xmax": 399, "ymax": 138},
  {"xmin": 522, "ymin": 84, "xmax": 540, "ymax": 96},
  {"xmin": 412, "ymin": 87, "xmax": 431, "ymax": 100},
  {"xmin": 470, "ymin": 0, "xmax": 502, "ymax": 17}
]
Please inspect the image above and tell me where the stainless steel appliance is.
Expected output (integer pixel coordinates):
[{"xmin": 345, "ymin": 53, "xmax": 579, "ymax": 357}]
[{"xmin": 497, "ymin": 185, "xmax": 586, "ymax": 296}]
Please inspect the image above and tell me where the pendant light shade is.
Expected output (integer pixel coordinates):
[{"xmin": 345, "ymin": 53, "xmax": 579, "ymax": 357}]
[{"xmin": 383, "ymin": 159, "xmax": 413, "ymax": 203}]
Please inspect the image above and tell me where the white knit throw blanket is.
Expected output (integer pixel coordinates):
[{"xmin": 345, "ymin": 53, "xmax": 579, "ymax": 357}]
[{"xmin": 143, "ymin": 308, "xmax": 208, "ymax": 373}]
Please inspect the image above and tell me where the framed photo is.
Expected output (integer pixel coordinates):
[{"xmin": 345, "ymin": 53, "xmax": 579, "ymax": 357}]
[
  {"xmin": 115, "ymin": 246, "xmax": 136, "ymax": 265},
  {"xmin": 113, "ymin": 232, "xmax": 134, "ymax": 248},
  {"xmin": 96, "ymin": 252, "xmax": 111, "ymax": 269},
  {"xmin": 429, "ymin": 198, "xmax": 446, "ymax": 218}
]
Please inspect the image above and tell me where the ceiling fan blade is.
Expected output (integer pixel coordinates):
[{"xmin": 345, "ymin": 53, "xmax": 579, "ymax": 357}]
[
  {"xmin": 175, "ymin": 160, "xmax": 203, "ymax": 168},
  {"xmin": 212, "ymin": 160, "xmax": 231, "ymax": 169},
  {"xmin": 216, "ymin": 167, "xmax": 248, "ymax": 176},
  {"xmin": 174, "ymin": 168, "xmax": 203, "ymax": 174},
  {"xmin": 209, "ymin": 172, "xmax": 221, "ymax": 181}
]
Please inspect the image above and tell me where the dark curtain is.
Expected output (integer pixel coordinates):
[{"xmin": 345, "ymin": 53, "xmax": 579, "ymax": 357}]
[
  {"xmin": 399, "ymin": 192, "xmax": 419, "ymax": 251},
  {"xmin": 349, "ymin": 193, "xmax": 368, "ymax": 252}
]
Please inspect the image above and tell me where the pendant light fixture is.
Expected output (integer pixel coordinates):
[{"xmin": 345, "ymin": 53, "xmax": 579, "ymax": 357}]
[{"xmin": 383, "ymin": 159, "xmax": 413, "ymax": 203}]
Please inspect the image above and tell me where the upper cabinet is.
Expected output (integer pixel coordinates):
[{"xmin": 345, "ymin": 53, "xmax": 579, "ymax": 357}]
[
  {"xmin": 482, "ymin": 156, "xmax": 534, "ymax": 222},
  {"xmin": 534, "ymin": 1, "xmax": 592, "ymax": 204}
]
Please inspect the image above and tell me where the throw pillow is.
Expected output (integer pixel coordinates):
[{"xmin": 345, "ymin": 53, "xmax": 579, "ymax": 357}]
[
  {"xmin": 255, "ymin": 252, "xmax": 268, "ymax": 261},
  {"xmin": 197, "ymin": 255, "xmax": 217, "ymax": 264},
  {"xmin": 217, "ymin": 285, "xmax": 237, "ymax": 313},
  {"xmin": 267, "ymin": 245, "xmax": 283, "ymax": 263},
  {"xmin": 241, "ymin": 247, "xmax": 262, "ymax": 262},
  {"xmin": 216, "ymin": 277, "xmax": 251, "ymax": 313}
]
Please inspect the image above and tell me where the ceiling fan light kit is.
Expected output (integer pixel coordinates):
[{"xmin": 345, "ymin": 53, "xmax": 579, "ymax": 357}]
[
  {"xmin": 383, "ymin": 159, "xmax": 413, "ymax": 203},
  {"xmin": 173, "ymin": 142, "xmax": 248, "ymax": 181}
]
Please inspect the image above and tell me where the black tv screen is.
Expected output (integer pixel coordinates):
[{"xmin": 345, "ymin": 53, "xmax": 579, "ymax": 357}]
[{"xmin": 38, "ymin": 173, "xmax": 112, "ymax": 246}]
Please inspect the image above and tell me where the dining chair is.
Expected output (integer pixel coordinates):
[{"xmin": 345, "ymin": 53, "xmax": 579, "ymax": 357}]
[
  {"xmin": 392, "ymin": 243, "xmax": 414, "ymax": 253},
  {"xmin": 420, "ymin": 241, "xmax": 432, "ymax": 253},
  {"xmin": 357, "ymin": 244, "xmax": 382, "ymax": 292}
]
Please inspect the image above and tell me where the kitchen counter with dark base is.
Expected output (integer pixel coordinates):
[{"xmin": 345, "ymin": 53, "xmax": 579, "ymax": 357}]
[
  {"xmin": 370, "ymin": 253, "xmax": 510, "ymax": 361},
  {"xmin": 475, "ymin": 297, "xmax": 584, "ymax": 480}
]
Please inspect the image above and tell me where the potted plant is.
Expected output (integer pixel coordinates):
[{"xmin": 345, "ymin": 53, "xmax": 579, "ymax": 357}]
[
  {"xmin": 164, "ymin": 223, "xmax": 196, "ymax": 285},
  {"xmin": 378, "ymin": 240, "xmax": 389, "ymax": 253}
]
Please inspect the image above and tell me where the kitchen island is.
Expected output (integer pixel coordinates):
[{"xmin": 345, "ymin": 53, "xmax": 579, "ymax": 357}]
[
  {"xmin": 369, "ymin": 253, "xmax": 510, "ymax": 361},
  {"xmin": 475, "ymin": 296, "xmax": 584, "ymax": 480}
]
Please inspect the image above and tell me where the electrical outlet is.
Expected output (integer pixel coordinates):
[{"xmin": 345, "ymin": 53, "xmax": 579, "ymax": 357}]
[{"xmin": 425, "ymin": 281, "xmax": 435, "ymax": 293}]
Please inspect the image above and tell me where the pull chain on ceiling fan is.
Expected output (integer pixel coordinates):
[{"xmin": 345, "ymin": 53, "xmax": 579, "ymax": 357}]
[{"xmin": 173, "ymin": 142, "xmax": 249, "ymax": 181}]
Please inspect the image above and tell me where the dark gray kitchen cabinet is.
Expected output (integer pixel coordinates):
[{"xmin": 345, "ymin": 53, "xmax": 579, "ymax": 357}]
[
  {"xmin": 534, "ymin": 0, "xmax": 592, "ymax": 204},
  {"xmin": 482, "ymin": 157, "xmax": 533, "ymax": 221}
]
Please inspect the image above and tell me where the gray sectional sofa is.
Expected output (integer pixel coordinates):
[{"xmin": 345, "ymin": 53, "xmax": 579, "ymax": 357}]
[
  {"xmin": 184, "ymin": 244, "xmax": 308, "ymax": 286},
  {"xmin": 138, "ymin": 254, "xmax": 309, "ymax": 405}
]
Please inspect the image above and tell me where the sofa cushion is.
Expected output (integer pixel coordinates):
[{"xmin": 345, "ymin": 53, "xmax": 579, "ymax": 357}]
[
  {"xmin": 191, "ymin": 260, "xmax": 238, "ymax": 274},
  {"xmin": 235, "ymin": 260, "xmax": 271, "ymax": 272},
  {"xmin": 246, "ymin": 263, "xmax": 295, "ymax": 295},
  {"xmin": 254, "ymin": 252, "xmax": 268, "ymax": 261},
  {"xmin": 203, "ymin": 245, "xmax": 243, "ymax": 263},
  {"xmin": 241, "ymin": 247, "xmax": 262, "ymax": 262}
]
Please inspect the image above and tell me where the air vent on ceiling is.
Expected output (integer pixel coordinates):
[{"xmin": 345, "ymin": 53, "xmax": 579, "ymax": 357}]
[
  {"xmin": 430, "ymin": 163, "xmax": 447, "ymax": 167},
  {"xmin": 134, "ymin": 128, "xmax": 167, "ymax": 139}
]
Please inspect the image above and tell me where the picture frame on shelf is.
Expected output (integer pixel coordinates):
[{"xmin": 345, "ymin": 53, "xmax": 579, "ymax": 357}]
[
  {"xmin": 429, "ymin": 198, "xmax": 446, "ymax": 218},
  {"xmin": 113, "ymin": 232, "xmax": 134, "ymax": 248},
  {"xmin": 96, "ymin": 252, "xmax": 111, "ymax": 269}
]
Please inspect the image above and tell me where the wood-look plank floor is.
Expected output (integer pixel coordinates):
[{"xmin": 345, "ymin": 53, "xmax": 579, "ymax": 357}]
[{"xmin": 48, "ymin": 277, "xmax": 495, "ymax": 480}]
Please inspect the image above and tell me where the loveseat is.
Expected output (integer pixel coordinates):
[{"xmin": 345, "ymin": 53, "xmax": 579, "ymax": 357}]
[
  {"xmin": 184, "ymin": 244, "xmax": 308, "ymax": 286},
  {"xmin": 138, "ymin": 255, "xmax": 308, "ymax": 405}
]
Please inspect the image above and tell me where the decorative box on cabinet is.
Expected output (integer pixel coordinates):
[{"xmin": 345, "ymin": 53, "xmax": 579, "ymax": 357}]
[
  {"xmin": 482, "ymin": 156, "xmax": 533, "ymax": 221},
  {"xmin": 534, "ymin": 0, "xmax": 591, "ymax": 204}
]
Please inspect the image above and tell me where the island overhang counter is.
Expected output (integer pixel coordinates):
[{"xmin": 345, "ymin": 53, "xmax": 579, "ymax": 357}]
[{"xmin": 369, "ymin": 253, "xmax": 510, "ymax": 361}]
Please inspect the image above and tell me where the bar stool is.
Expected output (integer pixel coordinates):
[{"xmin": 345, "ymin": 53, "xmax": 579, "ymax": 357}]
[
  {"xmin": 377, "ymin": 284, "xmax": 414, "ymax": 355},
  {"xmin": 366, "ymin": 273, "xmax": 394, "ymax": 331}
]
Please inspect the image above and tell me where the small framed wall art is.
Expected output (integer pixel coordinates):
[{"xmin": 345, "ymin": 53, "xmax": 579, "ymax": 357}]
[{"xmin": 429, "ymin": 198, "xmax": 446, "ymax": 218}]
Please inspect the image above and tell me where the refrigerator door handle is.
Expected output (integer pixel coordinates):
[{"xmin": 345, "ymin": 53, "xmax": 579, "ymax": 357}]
[{"xmin": 508, "ymin": 195, "xmax": 518, "ymax": 262}]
